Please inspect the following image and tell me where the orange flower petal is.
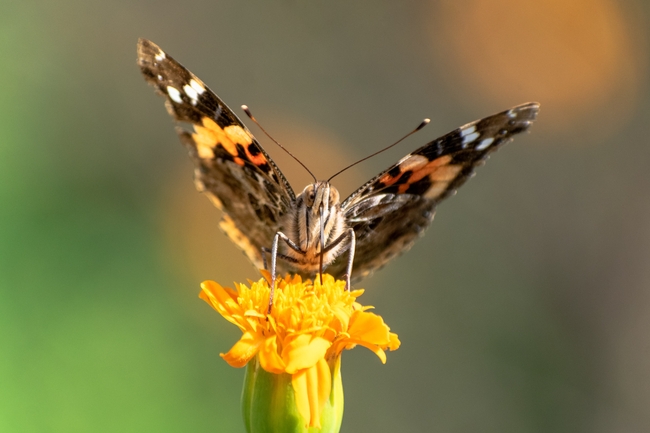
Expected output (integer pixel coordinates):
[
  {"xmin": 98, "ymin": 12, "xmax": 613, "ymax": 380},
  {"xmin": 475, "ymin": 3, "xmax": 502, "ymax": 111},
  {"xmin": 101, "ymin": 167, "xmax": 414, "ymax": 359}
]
[
  {"xmin": 348, "ymin": 310, "xmax": 392, "ymax": 345},
  {"xmin": 291, "ymin": 358, "xmax": 332, "ymax": 428},
  {"xmin": 220, "ymin": 331, "xmax": 262, "ymax": 368},
  {"xmin": 305, "ymin": 364, "xmax": 321, "ymax": 428},
  {"xmin": 348, "ymin": 340, "xmax": 388, "ymax": 363},
  {"xmin": 259, "ymin": 336, "xmax": 286, "ymax": 374},
  {"xmin": 292, "ymin": 369, "xmax": 311, "ymax": 427},
  {"xmin": 315, "ymin": 357, "xmax": 332, "ymax": 412},
  {"xmin": 283, "ymin": 335, "xmax": 331, "ymax": 374},
  {"xmin": 388, "ymin": 332, "xmax": 401, "ymax": 351},
  {"xmin": 200, "ymin": 281, "xmax": 245, "ymax": 330}
]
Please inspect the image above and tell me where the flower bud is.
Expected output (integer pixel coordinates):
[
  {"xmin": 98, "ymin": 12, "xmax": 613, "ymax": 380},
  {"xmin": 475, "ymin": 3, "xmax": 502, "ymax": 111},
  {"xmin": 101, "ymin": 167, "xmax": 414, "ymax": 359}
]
[{"xmin": 242, "ymin": 356, "xmax": 344, "ymax": 433}]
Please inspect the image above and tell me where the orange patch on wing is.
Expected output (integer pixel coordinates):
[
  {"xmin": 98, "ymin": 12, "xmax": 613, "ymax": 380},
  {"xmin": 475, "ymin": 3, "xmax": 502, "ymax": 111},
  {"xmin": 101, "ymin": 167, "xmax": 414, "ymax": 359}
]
[
  {"xmin": 204, "ymin": 192, "xmax": 224, "ymax": 210},
  {"xmin": 389, "ymin": 156, "xmax": 459, "ymax": 194},
  {"xmin": 218, "ymin": 214, "xmax": 263, "ymax": 268},
  {"xmin": 192, "ymin": 120, "xmax": 260, "ymax": 167},
  {"xmin": 379, "ymin": 154, "xmax": 430, "ymax": 186},
  {"xmin": 224, "ymin": 125, "xmax": 253, "ymax": 146},
  {"xmin": 192, "ymin": 117, "xmax": 238, "ymax": 159},
  {"xmin": 408, "ymin": 155, "xmax": 454, "ymax": 183},
  {"xmin": 192, "ymin": 123, "xmax": 218, "ymax": 159},
  {"xmin": 378, "ymin": 173, "xmax": 397, "ymax": 187},
  {"xmin": 243, "ymin": 144, "xmax": 268, "ymax": 167},
  {"xmin": 429, "ymin": 164, "xmax": 462, "ymax": 182},
  {"xmin": 423, "ymin": 181, "xmax": 450, "ymax": 199},
  {"xmin": 397, "ymin": 184, "xmax": 410, "ymax": 194}
]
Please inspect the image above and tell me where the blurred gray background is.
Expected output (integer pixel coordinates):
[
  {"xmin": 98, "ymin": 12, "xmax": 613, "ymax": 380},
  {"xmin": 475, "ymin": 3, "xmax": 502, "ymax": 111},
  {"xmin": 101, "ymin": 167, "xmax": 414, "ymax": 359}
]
[{"xmin": 1, "ymin": 0, "xmax": 649, "ymax": 431}]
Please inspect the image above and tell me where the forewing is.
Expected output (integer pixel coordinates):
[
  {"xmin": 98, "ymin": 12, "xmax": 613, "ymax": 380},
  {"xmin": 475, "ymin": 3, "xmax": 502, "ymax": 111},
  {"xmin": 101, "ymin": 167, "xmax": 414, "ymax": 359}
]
[
  {"xmin": 330, "ymin": 102, "xmax": 540, "ymax": 281},
  {"xmin": 137, "ymin": 38, "xmax": 295, "ymax": 269}
]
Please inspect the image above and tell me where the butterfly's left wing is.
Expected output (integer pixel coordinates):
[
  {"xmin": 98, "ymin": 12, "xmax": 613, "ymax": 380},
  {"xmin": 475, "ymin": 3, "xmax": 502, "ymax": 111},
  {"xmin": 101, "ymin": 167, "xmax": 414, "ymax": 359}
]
[
  {"xmin": 328, "ymin": 102, "xmax": 540, "ymax": 281},
  {"xmin": 137, "ymin": 38, "xmax": 295, "ymax": 271}
]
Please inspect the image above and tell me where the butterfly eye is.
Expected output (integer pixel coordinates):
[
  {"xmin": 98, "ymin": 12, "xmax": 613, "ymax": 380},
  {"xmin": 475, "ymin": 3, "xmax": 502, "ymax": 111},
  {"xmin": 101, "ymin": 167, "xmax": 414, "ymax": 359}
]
[
  {"xmin": 329, "ymin": 188, "xmax": 340, "ymax": 205},
  {"xmin": 301, "ymin": 186, "xmax": 316, "ymax": 206}
]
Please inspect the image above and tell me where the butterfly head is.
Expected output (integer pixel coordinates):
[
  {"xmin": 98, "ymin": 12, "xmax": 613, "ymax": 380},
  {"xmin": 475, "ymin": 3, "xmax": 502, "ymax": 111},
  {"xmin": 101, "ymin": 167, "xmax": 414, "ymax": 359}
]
[{"xmin": 301, "ymin": 181, "xmax": 340, "ymax": 218}]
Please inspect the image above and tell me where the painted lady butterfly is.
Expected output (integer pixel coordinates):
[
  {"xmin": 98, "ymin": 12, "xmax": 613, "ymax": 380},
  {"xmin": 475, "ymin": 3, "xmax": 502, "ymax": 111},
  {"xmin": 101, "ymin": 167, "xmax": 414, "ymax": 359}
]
[{"xmin": 137, "ymin": 38, "xmax": 539, "ymax": 290}]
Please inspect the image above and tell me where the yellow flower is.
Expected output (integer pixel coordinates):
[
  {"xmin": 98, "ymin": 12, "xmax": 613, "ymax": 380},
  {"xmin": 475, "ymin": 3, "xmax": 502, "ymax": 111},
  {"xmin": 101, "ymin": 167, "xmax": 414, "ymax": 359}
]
[{"xmin": 200, "ymin": 272, "xmax": 400, "ymax": 431}]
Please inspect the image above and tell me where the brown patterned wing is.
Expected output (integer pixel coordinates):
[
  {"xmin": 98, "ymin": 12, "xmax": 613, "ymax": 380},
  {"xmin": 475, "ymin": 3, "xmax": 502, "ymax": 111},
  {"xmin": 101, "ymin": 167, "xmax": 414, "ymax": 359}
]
[
  {"xmin": 137, "ymin": 38, "xmax": 295, "ymax": 270},
  {"xmin": 327, "ymin": 102, "xmax": 540, "ymax": 281}
]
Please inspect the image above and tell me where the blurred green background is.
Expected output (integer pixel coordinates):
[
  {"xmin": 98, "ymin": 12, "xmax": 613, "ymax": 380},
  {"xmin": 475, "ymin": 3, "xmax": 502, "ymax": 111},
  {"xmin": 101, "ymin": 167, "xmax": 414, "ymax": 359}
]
[{"xmin": 2, "ymin": 0, "xmax": 649, "ymax": 431}]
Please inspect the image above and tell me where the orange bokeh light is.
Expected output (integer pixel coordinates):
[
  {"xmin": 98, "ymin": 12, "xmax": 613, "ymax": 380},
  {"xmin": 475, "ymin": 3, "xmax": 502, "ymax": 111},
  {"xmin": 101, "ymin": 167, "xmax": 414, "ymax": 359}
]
[{"xmin": 432, "ymin": 0, "xmax": 646, "ymax": 138}]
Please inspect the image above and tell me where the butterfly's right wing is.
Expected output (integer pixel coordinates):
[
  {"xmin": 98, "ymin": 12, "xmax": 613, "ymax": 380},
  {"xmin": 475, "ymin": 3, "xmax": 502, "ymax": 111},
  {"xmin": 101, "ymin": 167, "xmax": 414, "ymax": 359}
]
[
  {"xmin": 328, "ymin": 102, "xmax": 540, "ymax": 281},
  {"xmin": 138, "ymin": 38, "xmax": 295, "ymax": 269}
]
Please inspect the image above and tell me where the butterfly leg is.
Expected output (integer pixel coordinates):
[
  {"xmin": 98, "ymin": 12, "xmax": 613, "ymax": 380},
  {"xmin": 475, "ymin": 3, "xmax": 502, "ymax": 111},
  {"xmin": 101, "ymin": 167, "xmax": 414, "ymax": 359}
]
[
  {"xmin": 261, "ymin": 247, "xmax": 299, "ymax": 271},
  {"xmin": 320, "ymin": 228, "xmax": 356, "ymax": 291},
  {"xmin": 343, "ymin": 228, "xmax": 355, "ymax": 291},
  {"xmin": 268, "ymin": 231, "xmax": 304, "ymax": 313}
]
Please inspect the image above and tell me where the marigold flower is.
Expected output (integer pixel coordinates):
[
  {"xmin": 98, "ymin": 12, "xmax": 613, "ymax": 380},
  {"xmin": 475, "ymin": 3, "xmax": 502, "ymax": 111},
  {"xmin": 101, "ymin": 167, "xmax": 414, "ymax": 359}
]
[{"xmin": 200, "ymin": 272, "xmax": 400, "ymax": 431}]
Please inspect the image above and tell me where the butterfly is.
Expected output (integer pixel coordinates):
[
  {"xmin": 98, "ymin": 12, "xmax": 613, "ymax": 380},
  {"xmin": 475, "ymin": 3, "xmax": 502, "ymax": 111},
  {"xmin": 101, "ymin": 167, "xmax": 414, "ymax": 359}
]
[{"xmin": 137, "ymin": 38, "xmax": 539, "ymax": 290}]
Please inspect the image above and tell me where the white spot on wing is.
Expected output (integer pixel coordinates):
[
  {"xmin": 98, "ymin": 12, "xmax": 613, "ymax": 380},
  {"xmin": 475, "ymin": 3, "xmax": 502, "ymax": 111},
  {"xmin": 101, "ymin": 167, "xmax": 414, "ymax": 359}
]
[
  {"xmin": 476, "ymin": 137, "xmax": 494, "ymax": 150},
  {"xmin": 183, "ymin": 84, "xmax": 199, "ymax": 105},
  {"xmin": 462, "ymin": 131, "xmax": 480, "ymax": 145},
  {"xmin": 460, "ymin": 125, "xmax": 476, "ymax": 137},
  {"xmin": 460, "ymin": 124, "xmax": 479, "ymax": 147},
  {"xmin": 507, "ymin": 109, "xmax": 517, "ymax": 118},
  {"xmin": 155, "ymin": 51, "xmax": 166, "ymax": 61},
  {"xmin": 167, "ymin": 86, "xmax": 182, "ymax": 103},
  {"xmin": 189, "ymin": 79, "xmax": 205, "ymax": 94}
]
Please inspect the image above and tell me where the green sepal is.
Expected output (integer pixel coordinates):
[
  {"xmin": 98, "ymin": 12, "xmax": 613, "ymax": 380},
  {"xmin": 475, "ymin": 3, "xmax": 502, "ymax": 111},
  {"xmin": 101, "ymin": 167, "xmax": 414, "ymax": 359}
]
[{"xmin": 241, "ymin": 356, "xmax": 344, "ymax": 433}]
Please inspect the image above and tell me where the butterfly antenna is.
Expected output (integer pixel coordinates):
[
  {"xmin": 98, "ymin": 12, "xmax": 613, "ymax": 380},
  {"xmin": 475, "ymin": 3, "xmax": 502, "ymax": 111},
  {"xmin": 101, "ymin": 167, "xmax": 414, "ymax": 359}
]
[
  {"xmin": 242, "ymin": 105, "xmax": 317, "ymax": 183},
  {"xmin": 327, "ymin": 118, "xmax": 430, "ymax": 182}
]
